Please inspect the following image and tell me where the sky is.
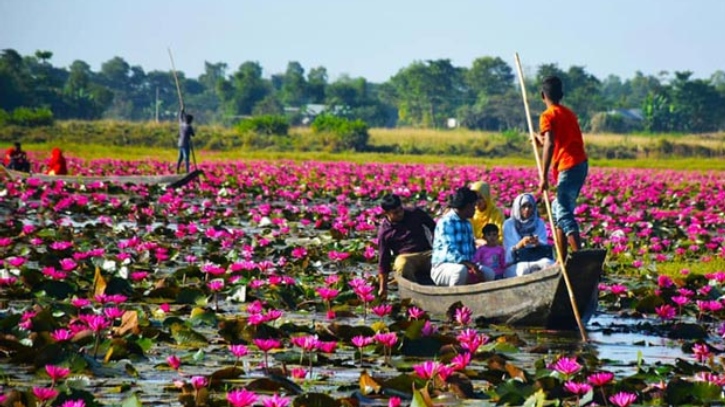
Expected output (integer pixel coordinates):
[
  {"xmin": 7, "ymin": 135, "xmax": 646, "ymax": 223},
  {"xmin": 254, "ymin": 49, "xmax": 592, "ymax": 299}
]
[{"xmin": 1, "ymin": 0, "xmax": 723, "ymax": 83}]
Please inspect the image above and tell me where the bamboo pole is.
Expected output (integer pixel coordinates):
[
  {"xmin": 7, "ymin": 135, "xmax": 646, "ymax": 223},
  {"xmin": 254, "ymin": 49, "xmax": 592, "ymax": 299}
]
[{"xmin": 514, "ymin": 52, "xmax": 587, "ymax": 341}]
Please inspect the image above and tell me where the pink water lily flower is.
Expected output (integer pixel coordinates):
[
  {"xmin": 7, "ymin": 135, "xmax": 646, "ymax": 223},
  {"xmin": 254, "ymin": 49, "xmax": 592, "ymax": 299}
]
[
  {"xmin": 190, "ymin": 375, "xmax": 207, "ymax": 389},
  {"xmin": 413, "ymin": 360, "xmax": 442, "ymax": 380},
  {"xmin": 372, "ymin": 304, "xmax": 392, "ymax": 317},
  {"xmin": 609, "ymin": 391, "xmax": 637, "ymax": 407},
  {"xmin": 587, "ymin": 371, "xmax": 614, "ymax": 387},
  {"xmin": 229, "ymin": 344, "xmax": 249, "ymax": 358},
  {"xmin": 262, "ymin": 393, "xmax": 289, "ymax": 407},
  {"xmin": 32, "ymin": 386, "xmax": 59, "ymax": 402},
  {"xmin": 46, "ymin": 364, "xmax": 71, "ymax": 385},
  {"xmin": 408, "ymin": 307, "xmax": 425, "ymax": 320},
  {"xmin": 450, "ymin": 352, "xmax": 472, "ymax": 370},
  {"xmin": 563, "ymin": 380, "xmax": 592, "ymax": 395},
  {"xmin": 5, "ymin": 256, "xmax": 26, "ymax": 268},
  {"xmin": 551, "ymin": 356, "xmax": 582, "ymax": 377},
  {"xmin": 51, "ymin": 329, "xmax": 74, "ymax": 342},
  {"xmin": 455, "ymin": 306, "xmax": 472, "ymax": 326},
  {"xmin": 167, "ymin": 355, "xmax": 181, "ymax": 370}
]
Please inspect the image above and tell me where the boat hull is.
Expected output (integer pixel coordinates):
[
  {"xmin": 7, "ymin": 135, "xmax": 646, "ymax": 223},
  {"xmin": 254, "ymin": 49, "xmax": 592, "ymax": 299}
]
[
  {"xmin": 3, "ymin": 168, "xmax": 203, "ymax": 189},
  {"xmin": 397, "ymin": 248, "xmax": 606, "ymax": 329}
]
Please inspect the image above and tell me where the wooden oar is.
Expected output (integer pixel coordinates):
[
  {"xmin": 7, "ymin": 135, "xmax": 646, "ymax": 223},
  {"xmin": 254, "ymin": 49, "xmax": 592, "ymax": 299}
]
[
  {"xmin": 168, "ymin": 48, "xmax": 198, "ymax": 171},
  {"xmin": 514, "ymin": 52, "xmax": 588, "ymax": 342}
]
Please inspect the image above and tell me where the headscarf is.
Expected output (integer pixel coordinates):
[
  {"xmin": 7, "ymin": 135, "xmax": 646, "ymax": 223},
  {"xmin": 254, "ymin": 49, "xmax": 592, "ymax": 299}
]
[
  {"xmin": 510, "ymin": 193, "xmax": 538, "ymax": 237},
  {"xmin": 469, "ymin": 181, "xmax": 505, "ymax": 239}
]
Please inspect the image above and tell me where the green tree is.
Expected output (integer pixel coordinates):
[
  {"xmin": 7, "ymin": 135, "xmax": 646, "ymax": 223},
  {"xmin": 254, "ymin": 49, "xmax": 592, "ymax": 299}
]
[
  {"xmin": 389, "ymin": 59, "xmax": 464, "ymax": 127},
  {"xmin": 307, "ymin": 66, "xmax": 327, "ymax": 104},
  {"xmin": 466, "ymin": 56, "xmax": 514, "ymax": 97},
  {"xmin": 669, "ymin": 71, "xmax": 724, "ymax": 132},
  {"xmin": 218, "ymin": 61, "xmax": 270, "ymax": 117},
  {"xmin": 0, "ymin": 49, "xmax": 32, "ymax": 110},
  {"xmin": 280, "ymin": 61, "xmax": 307, "ymax": 106}
]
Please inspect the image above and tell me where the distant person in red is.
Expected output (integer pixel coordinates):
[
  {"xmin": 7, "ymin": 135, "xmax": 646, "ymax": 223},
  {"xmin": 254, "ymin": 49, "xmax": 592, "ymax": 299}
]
[
  {"xmin": 4, "ymin": 142, "xmax": 31, "ymax": 172},
  {"xmin": 45, "ymin": 147, "xmax": 68, "ymax": 175}
]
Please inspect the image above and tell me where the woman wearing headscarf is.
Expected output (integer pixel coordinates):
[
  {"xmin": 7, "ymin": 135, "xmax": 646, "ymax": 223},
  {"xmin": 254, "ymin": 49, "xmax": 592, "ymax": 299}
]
[
  {"xmin": 45, "ymin": 148, "xmax": 68, "ymax": 175},
  {"xmin": 469, "ymin": 181, "xmax": 505, "ymax": 244},
  {"xmin": 502, "ymin": 193, "xmax": 555, "ymax": 278}
]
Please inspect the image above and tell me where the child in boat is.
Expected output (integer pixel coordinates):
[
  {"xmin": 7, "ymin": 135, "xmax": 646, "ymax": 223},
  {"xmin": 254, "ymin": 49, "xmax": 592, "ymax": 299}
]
[{"xmin": 471, "ymin": 223, "xmax": 506, "ymax": 282}]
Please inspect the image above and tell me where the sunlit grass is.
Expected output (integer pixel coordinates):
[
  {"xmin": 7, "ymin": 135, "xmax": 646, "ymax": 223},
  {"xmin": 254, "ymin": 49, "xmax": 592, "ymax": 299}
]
[{"xmin": 19, "ymin": 141, "xmax": 725, "ymax": 171}]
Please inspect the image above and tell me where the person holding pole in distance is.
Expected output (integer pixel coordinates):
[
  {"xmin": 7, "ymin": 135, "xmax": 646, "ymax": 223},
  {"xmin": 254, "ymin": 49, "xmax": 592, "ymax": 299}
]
[
  {"xmin": 535, "ymin": 76, "xmax": 588, "ymax": 261},
  {"xmin": 169, "ymin": 48, "xmax": 197, "ymax": 174},
  {"xmin": 176, "ymin": 108, "xmax": 195, "ymax": 174}
]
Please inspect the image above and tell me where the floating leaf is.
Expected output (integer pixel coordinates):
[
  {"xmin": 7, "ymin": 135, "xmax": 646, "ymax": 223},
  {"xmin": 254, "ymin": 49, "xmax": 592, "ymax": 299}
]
[
  {"xmin": 359, "ymin": 370, "xmax": 381, "ymax": 395},
  {"xmin": 208, "ymin": 366, "xmax": 245, "ymax": 388},
  {"xmin": 170, "ymin": 323, "xmax": 208, "ymax": 347},
  {"xmin": 93, "ymin": 266, "xmax": 107, "ymax": 297},
  {"xmin": 247, "ymin": 375, "xmax": 304, "ymax": 395},
  {"xmin": 40, "ymin": 280, "xmax": 76, "ymax": 300},
  {"xmin": 115, "ymin": 311, "xmax": 140, "ymax": 336},
  {"xmin": 121, "ymin": 392, "xmax": 143, "ymax": 407},
  {"xmin": 292, "ymin": 392, "xmax": 340, "ymax": 407},
  {"xmin": 190, "ymin": 307, "xmax": 218, "ymax": 326}
]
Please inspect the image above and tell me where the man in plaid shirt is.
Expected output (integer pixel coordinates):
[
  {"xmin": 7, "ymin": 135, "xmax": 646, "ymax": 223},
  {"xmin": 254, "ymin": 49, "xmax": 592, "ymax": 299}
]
[{"xmin": 431, "ymin": 187, "xmax": 482, "ymax": 286}]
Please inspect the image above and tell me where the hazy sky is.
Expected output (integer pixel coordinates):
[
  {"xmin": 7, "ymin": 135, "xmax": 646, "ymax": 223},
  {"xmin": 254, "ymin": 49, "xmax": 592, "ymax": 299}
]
[{"xmin": 1, "ymin": 0, "xmax": 723, "ymax": 83}]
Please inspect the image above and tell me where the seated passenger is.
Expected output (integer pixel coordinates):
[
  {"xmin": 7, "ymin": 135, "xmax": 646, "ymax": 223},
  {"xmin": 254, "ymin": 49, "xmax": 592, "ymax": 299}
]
[
  {"xmin": 469, "ymin": 181, "xmax": 505, "ymax": 246},
  {"xmin": 431, "ymin": 187, "xmax": 484, "ymax": 286},
  {"xmin": 377, "ymin": 194, "xmax": 437, "ymax": 297},
  {"xmin": 45, "ymin": 147, "xmax": 68, "ymax": 175},
  {"xmin": 6, "ymin": 142, "xmax": 31, "ymax": 172},
  {"xmin": 503, "ymin": 193, "xmax": 555, "ymax": 278}
]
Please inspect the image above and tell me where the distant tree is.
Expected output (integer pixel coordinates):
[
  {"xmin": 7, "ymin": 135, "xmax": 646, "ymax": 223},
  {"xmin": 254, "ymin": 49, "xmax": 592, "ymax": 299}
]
[
  {"xmin": 218, "ymin": 61, "xmax": 270, "ymax": 117},
  {"xmin": 0, "ymin": 49, "xmax": 32, "ymax": 110},
  {"xmin": 253, "ymin": 94, "xmax": 284, "ymax": 116},
  {"xmin": 626, "ymin": 71, "xmax": 662, "ymax": 108},
  {"xmin": 389, "ymin": 59, "xmax": 464, "ymax": 127},
  {"xmin": 307, "ymin": 66, "xmax": 327, "ymax": 104},
  {"xmin": 465, "ymin": 56, "xmax": 514, "ymax": 97},
  {"xmin": 669, "ymin": 71, "xmax": 724, "ymax": 132},
  {"xmin": 280, "ymin": 61, "xmax": 307, "ymax": 106}
]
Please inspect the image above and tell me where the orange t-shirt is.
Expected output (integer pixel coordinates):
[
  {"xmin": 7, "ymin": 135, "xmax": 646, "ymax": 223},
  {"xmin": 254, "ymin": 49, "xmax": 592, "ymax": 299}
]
[{"xmin": 539, "ymin": 104, "xmax": 587, "ymax": 180}]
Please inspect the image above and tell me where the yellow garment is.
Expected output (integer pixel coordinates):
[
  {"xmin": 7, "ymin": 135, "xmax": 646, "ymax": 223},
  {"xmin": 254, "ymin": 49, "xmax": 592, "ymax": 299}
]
[{"xmin": 469, "ymin": 181, "xmax": 505, "ymax": 239}]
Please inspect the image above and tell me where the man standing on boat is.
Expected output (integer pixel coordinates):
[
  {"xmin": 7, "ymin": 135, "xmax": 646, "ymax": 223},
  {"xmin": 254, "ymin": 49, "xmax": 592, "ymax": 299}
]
[
  {"xmin": 536, "ymin": 76, "xmax": 588, "ymax": 260},
  {"xmin": 176, "ymin": 108, "xmax": 195, "ymax": 174},
  {"xmin": 431, "ymin": 187, "xmax": 483, "ymax": 286},
  {"xmin": 377, "ymin": 194, "xmax": 437, "ymax": 298}
]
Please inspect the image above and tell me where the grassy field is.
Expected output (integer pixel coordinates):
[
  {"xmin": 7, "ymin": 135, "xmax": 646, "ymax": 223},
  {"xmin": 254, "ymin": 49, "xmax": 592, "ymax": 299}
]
[
  {"xmin": 6, "ymin": 123, "xmax": 725, "ymax": 170},
  {"xmin": 18, "ymin": 143, "xmax": 725, "ymax": 172}
]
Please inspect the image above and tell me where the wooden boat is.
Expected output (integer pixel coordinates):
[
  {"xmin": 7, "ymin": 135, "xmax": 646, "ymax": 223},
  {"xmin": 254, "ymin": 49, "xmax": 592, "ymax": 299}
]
[
  {"xmin": 396, "ymin": 248, "xmax": 607, "ymax": 330},
  {"xmin": 2, "ymin": 167, "xmax": 203, "ymax": 189}
]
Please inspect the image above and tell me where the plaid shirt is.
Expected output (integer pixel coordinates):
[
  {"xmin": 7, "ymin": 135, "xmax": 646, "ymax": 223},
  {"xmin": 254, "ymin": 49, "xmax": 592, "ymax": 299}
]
[{"xmin": 432, "ymin": 210, "xmax": 475, "ymax": 266}]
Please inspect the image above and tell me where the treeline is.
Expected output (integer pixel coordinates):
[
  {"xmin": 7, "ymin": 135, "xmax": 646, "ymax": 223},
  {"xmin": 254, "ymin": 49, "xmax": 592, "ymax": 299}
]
[{"xmin": 2, "ymin": 49, "xmax": 725, "ymax": 133}]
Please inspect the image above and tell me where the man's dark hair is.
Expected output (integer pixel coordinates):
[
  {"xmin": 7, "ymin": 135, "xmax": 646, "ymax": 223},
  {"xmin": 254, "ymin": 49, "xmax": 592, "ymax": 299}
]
[
  {"xmin": 482, "ymin": 223, "xmax": 499, "ymax": 235},
  {"xmin": 542, "ymin": 75, "xmax": 564, "ymax": 103},
  {"xmin": 380, "ymin": 194, "xmax": 402, "ymax": 211},
  {"xmin": 14, "ymin": 142, "xmax": 21, "ymax": 150},
  {"xmin": 448, "ymin": 187, "xmax": 479, "ymax": 209},
  {"xmin": 185, "ymin": 114, "xmax": 194, "ymax": 124}
]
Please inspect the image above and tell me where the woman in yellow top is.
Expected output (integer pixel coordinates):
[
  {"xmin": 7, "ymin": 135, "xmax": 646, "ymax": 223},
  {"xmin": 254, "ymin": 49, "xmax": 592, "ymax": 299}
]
[{"xmin": 469, "ymin": 181, "xmax": 505, "ymax": 245}]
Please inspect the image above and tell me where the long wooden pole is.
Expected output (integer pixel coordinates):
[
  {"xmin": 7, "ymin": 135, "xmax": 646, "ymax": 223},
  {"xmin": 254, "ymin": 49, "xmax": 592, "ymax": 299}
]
[
  {"xmin": 168, "ymin": 48, "xmax": 197, "ymax": 171},
  {"xmin": 514, "ymin": 53, "xmax": 587, "ymax": 341},
  {"xmin": 168, "ymin": 48, "xmax": 184, "ymax": 111}
]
